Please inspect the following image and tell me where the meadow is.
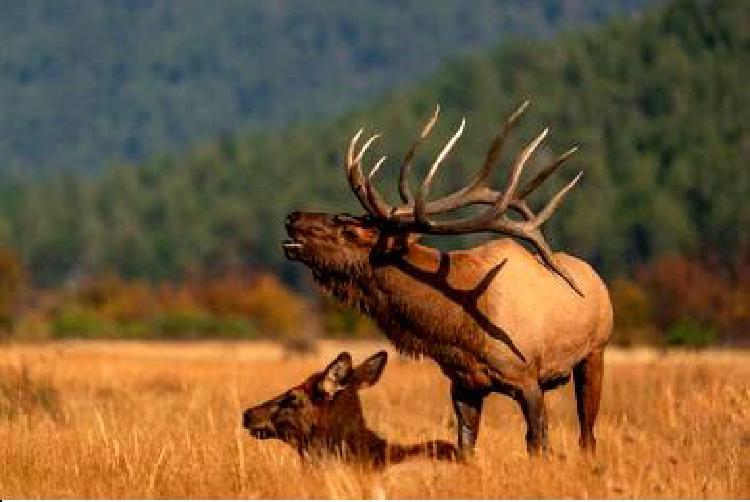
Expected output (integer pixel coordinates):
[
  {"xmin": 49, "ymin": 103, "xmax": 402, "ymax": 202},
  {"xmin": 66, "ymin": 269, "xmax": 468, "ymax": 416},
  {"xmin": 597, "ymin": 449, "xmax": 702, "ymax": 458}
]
[{"xmin": 0, "ymin": 340, "xmax": 747, "ymax": 499}]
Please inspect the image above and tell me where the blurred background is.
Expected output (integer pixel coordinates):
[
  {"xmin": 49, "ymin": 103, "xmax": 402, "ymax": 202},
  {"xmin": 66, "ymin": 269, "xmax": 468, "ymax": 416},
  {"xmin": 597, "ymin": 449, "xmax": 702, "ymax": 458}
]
[{"xmin": 0, "ymin": 0, "xmax": 746, "ymax": 349}]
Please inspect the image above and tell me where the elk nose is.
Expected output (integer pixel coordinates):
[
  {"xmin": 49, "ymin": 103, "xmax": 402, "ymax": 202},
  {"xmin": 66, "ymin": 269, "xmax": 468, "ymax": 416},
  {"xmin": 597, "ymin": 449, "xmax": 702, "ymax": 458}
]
[
  {"xmin": 242, "ymin": 409, "xmax": 254, "ymax": 429},
  {"xmin": 285, "ymin": 211, "xmax": 301, "ymax": 230}
]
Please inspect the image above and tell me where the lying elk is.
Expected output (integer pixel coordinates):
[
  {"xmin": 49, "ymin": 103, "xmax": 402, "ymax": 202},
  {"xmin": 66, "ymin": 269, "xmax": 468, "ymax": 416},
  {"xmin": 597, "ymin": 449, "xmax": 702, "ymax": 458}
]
[
  {"xmin": 282, "ymin": 101, "xmax": 613, "ymax": 455},
  {"xmin": 243, "ymin": 351, "xmax": 457, "ymax": 466}
]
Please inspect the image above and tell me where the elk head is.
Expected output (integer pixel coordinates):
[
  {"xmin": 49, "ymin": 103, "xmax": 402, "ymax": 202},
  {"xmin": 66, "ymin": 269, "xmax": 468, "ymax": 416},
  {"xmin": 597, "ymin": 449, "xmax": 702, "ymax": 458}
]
[
  {"xmin": 242, "ymin": 351, "xmax": 388, "ymax": 455},
  {"xmin": 283, "ymin": 101, "xmax": 584, "ymax": 295}
]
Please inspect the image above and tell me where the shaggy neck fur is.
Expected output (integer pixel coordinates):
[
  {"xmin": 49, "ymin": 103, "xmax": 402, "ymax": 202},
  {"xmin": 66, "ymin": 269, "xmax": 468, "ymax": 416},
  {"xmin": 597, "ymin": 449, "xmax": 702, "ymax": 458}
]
[{"xmin": 312, "ymin": 244, "xmax": 492, "ymax": 372}]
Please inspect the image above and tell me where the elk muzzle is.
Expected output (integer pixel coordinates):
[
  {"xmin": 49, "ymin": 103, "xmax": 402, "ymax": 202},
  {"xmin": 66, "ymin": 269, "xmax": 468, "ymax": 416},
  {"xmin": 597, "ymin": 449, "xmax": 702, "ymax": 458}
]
[
  {"xmin": 282, "ymin": 211, "xmax": 305, "ymax": 260},
  {"xmin": 242, "ymin": 407, "xmax": 278, "ymax": 440},
  {"xmin": 282, "ymin": 211, "xmax": 351, "ymax": 262}
]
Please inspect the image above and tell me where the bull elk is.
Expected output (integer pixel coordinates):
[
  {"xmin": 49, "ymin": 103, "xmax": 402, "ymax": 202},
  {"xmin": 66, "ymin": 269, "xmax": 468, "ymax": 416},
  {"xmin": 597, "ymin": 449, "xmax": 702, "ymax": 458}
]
[
  {"xmin": 282, "ymin": 101, "xmax": 613, "ymax": 455},
  {"xmin": 243, "ymin": 350, "xmax": 457, "ymax": 466}
]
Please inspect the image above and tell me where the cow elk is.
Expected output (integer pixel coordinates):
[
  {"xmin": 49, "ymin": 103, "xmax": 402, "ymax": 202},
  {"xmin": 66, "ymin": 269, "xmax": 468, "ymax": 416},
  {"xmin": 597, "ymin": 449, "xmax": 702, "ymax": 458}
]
[
  {"xmin": 282, "ymin": 101, "xmax": 613, "ymax": 455},
  {"xmin": 243, "ymin": 351, "xmax": 457, "ymax": 466}
]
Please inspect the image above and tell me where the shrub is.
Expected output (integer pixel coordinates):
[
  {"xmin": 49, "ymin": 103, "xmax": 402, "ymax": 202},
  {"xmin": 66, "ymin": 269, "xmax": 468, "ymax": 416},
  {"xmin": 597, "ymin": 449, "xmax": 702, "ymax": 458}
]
[
  {"xmin": 154, "ymin": 310, "xmax": 216, "ymax": 339},
  {"xmin": 665, "ymin": 318, "xmax": 717, "ymax": 347},
  {"xmin": 11, "ymin": 312, "xmax": 52, "ymax": 341},
  {"xmin": 637, "ymin": 255, "xmax": 726, "ymax": 331},
  {"xmin": 0, "ymin": 247, "xmax": 25, "ymax": 332},
  {"xmin": 209, "ymin": 316, "xmax": 257, "ymax": 339},
  {"xmin": 116, "ymin": 320, "xmax": 152, "ymax": 339},
  {"xmin": 77, "ymin": 274, "xmax": 158, "ymax": 322},
  {"xmin": 198, "ymin": 275, "xmax": 256, "ymax": 317},
  {"xmin": 609, "ymin": 278, "xmax": 660, "ymax": 346},
  {"xmin": 243, "ymin": 274, "xmax": 308, "ymax": 338},
  {"xmin": 50, "ymin": 305, "xmax": 113, "ymax": 338},
  {"xmin": 154, "ymin": 310, "xmax": 256, "ymax": 339}
]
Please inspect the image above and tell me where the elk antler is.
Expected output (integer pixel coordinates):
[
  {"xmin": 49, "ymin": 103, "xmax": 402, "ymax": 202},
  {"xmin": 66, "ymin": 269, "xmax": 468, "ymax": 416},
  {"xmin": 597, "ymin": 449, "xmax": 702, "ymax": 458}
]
[{"xmin": 344, "ymin": 101, "xmax": 584, "ymax": 296}]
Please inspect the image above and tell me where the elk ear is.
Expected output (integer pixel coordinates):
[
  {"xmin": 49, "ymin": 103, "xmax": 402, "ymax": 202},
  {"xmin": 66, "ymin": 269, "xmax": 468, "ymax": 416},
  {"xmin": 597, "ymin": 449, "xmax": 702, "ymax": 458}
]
[
  {"xmin": 351, "ymin": 351, "xmax": 388, "ymax": 389},
  {"xmin": 318, "ymin": 352, "xmax": 353, "ymax": 399}
]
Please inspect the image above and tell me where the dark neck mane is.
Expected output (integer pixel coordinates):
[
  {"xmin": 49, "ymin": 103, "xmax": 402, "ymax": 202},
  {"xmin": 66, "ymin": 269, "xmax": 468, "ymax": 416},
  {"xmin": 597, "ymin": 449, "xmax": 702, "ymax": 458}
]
[{"xmin": 312, "ymin": 242, "xmax": 525, "ymax": 363}]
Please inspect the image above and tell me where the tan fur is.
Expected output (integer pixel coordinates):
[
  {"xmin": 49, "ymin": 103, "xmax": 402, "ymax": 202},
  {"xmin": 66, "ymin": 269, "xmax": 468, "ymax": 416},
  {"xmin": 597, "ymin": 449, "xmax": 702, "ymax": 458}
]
[{"xmin": 283, "ymin": 211, "xmax": 614, "ymax": 453}]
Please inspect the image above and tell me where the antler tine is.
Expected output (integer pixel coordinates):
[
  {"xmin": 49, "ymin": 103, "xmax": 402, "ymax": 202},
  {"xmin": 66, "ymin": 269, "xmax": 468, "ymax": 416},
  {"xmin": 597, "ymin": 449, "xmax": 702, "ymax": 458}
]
[
  {"xmin": 401, "ymin": 99, "xmax": 530, "ymax": 218},
  {"xmin": 346, "ymin": 128, "xmax": 373, "ymax": 214},
  {"xmin": 519, "ymin": 229, "xmax": 585, "ymax": 297},
  {"xmin": 414, "ymin": 117, "xmax": 466, "ymax": 225},
  {"xmin": 341, "ymin": 103, "xmax": 585, "ymax": 296},
  {"xmin": 368, "ymin": 155, "xmax": 387, "ymax": 179},
  {"xmin": 509, "ymin": 200, "xmax": 535, "ymax": 220},
  {"xmin": 354, "ymin": 133, "xmax": 381, "ymax": 164},
  {"xmin": 346, "ymin": 129, "xmax": 390, "ymax": 217},
  {"xmin": 478, "ymin": 145, "xmax": 578, "ymax": 222},
  {"xmin": 408, "ymin": 122, "xmax": 584, "ymax": 296},
  {"xmin": 517, "ymin": 145, "xmax": 578, "ymax": 200},
  {"xmin": 494, "ymin": 127, "xmax": 548, "ymax": 213},
  {"xmin": 355, "ymin": 136, "xmax": 398, "ymax": 219},
  {"xmin": 346, "ymin": 128, "xmax": 364, "ymax": 182},
  {"xmin": 364, "ymin": 157, "xmax": 396, "ymax": 219},
  {"xmin": 399, "ymin": 104, "xmax": 440, "ymax": 204},
  {"xmin": 468, "ymin": 99, "xmax": 530, "ymax": 193},
  {"xmin": 533, "ymin": 171, "xmax": 583, "ymax": 227},
  {"xmin": 422, "ymin": 118, "xmax": 466, "ymax": 196}
]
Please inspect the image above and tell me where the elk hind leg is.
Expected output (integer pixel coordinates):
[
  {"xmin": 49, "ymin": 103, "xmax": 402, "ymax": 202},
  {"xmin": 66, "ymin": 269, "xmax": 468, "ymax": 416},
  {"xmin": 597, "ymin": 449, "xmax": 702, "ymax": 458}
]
[{"xmin": 573, "ymin": 348, "xmax": 604, "ymax": 451}]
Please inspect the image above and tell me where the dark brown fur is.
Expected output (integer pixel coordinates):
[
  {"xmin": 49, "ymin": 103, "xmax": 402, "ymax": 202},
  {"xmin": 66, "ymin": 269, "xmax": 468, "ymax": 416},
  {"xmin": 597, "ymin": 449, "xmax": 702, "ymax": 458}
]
[{"xmin": 243, "ymin": 351, "xmax": 457, "ymax": 466}]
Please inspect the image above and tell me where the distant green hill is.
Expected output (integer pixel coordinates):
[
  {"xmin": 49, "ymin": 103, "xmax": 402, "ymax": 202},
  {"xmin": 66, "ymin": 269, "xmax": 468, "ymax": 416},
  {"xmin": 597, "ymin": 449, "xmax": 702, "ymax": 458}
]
[
  {"xmin": 0, "ymin": 0, "xmax": 747, "ymax": 288},
  {"xmin": 0, "ymin": 0, "xmax": 656, "ymax": 174}
]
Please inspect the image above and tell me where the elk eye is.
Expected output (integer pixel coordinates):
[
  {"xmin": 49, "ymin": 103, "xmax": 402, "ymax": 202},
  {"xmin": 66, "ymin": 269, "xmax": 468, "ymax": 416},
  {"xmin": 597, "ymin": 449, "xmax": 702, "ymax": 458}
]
[
  {"xmin": 280, "ymin": 392, "xmax": 302, "ymax": 408},
  {"xmin": 311, "ymin": 387, "xmax": 327, "ymax": 403},
  {"xmin": 341, "ymin": 228, "xmax": 358, "ymax": 240}
]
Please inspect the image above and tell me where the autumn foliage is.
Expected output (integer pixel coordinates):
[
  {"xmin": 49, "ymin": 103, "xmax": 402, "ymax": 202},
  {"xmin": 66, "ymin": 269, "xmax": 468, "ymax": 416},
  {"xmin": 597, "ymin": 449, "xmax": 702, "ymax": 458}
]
[
  {"xmin": 611, "ymin": 255, "xmax": 750, "ymax": 346},
  {"xmin": 0, "ymin": 248, "xmax": 25, "ymax": 334},
  {"xmin": 9, "ymin": 271, "xmax": 312, "ymax": 341},
  {"xmin": 0, "ymin": 250, "xmax": 747, "ymax": 347}
]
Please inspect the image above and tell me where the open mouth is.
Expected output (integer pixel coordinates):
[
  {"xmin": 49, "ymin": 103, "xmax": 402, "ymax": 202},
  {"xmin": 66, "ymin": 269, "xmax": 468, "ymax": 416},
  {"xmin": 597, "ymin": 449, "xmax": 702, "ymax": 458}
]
[
  {"xmin": 281, "ymin": 239, "xmax": 302, "ymax": 251},
  {"xmin": 249, "ymin": 427, "xmax": 277, "ymax": 440},
  {"xmin": 282, "ymin": 238, "xmax": 304, "ymax": 260}
]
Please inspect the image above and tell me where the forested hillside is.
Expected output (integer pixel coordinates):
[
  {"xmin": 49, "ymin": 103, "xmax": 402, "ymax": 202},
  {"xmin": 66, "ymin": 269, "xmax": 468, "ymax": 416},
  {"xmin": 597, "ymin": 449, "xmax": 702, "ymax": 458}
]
[
  {"xmin": 0, "ymin": 0, "xmax": 655, "ymax": 174},
  {"xmin": 0, "ymin": 0, "xmax": 746, "ymax": 289}
]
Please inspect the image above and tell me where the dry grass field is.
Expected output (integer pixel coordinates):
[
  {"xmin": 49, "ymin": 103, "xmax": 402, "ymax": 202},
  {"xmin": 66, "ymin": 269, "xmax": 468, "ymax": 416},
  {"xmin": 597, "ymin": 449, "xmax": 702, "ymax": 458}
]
[{"xmin": 0, "ymin": 340, "xmax": 747, "ymax": 499}]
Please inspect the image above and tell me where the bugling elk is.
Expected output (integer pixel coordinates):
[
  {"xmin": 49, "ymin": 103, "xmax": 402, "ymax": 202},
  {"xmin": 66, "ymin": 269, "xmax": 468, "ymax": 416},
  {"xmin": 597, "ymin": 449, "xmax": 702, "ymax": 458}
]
[
  {"xmin": 243, "ymin": 350, "xmax": 457, "ymax": 466},
  {"xmin": 282, "ymin": 101, "xmax": 613, "ymax": 455}
]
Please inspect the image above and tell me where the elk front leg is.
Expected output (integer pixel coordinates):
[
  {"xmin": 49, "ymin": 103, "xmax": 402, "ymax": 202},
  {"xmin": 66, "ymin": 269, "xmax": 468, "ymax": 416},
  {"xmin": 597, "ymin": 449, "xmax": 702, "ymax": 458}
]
[
  {"xmin": 519, "ymin": 383, "xmax": 549, "ymax": 455},
  {"xmin": 451, "ymin": 382, "xmax": 485, "ymax": 459}
]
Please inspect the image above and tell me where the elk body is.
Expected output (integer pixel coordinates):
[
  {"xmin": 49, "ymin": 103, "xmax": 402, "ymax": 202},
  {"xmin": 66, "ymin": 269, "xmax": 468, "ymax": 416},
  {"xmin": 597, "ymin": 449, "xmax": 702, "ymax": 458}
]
[
  {"xmin": 243, "ymin": 351, "xmax": 457, "ymax": 466},
  {"xmin": 283, "ymin": 101, "xmax": 613, "ymax": 455}
]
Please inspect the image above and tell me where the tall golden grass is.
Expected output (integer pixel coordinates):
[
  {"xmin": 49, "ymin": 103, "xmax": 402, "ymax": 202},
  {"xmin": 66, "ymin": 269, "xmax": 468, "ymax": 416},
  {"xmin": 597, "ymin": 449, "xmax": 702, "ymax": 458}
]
[{"xmin": 0, "ymin": 341, "xmax": 747, "ymax": 498}]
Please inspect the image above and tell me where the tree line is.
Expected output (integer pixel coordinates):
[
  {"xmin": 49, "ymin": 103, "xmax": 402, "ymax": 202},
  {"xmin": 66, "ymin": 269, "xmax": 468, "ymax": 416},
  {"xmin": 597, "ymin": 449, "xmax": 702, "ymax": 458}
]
[
  {"xmin": 0, "ymin": 0, "xmax": 746, "ymax": 345},
  {"xmin": 0, "ymin": 0, "xmax": 652, "ymax": 174}
]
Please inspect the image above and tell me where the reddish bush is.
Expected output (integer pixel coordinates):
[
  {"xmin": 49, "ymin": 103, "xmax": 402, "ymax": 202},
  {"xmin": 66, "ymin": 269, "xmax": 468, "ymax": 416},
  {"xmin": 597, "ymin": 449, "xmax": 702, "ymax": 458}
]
[
  {"xmin": 242, "ymin": 274, "xmax": 308, "ymax": 338},
  {"xmin": 77, "ymin": 274, "xmax": 159, "ymax": 322},
  {"xmin": 197, "ymin": 274, "xmax": 257, "ymax": 317},
  {"xmin": 609, "ymin": 278, "xmax": 660, "ymax": 346},
  {"xmin": 636, "ymin": 255, "xmax": 727, "ymax": 332},
  {"xmin": 0, "ymin": 248, "xmax": 26, "ymax": 331}
]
